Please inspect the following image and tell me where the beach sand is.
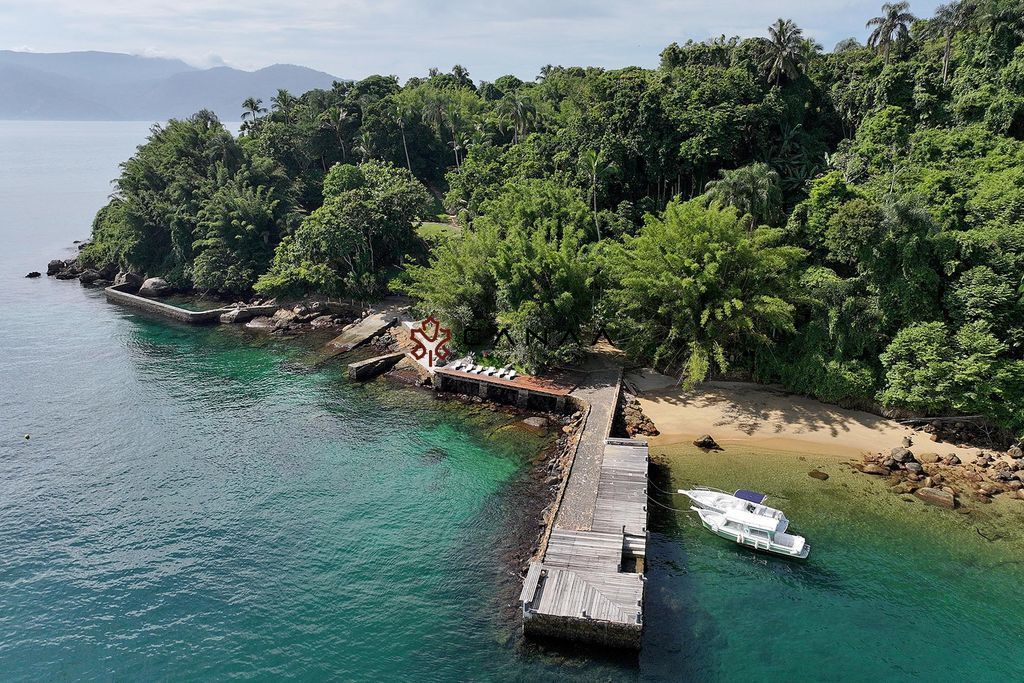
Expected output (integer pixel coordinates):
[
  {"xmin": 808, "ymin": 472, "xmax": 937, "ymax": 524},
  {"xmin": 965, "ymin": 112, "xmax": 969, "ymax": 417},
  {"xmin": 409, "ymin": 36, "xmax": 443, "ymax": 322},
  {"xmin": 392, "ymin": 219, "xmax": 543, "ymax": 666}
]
[{"xmin": 628, "ymin": 369, "xmax": 987, "ymax": 461}]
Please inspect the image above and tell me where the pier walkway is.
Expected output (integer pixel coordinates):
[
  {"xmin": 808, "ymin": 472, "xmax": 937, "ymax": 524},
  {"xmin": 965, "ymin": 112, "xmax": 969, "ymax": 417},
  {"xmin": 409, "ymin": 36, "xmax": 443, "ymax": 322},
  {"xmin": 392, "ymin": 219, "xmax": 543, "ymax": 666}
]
[
  {"xmin": 325, "ymin": 297, "xmax": 409, "ymax": 354},
  {"xmin": 519, "ymin": 357, "xmax": 649, "ymax": 650}
]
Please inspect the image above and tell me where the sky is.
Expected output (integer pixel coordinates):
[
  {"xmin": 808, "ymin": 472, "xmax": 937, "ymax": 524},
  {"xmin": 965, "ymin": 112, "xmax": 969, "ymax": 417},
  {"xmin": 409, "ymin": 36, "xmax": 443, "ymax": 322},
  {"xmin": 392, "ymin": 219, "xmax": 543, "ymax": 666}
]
[{"xmin": 0, "ymin": 0, "xmax": 945, "ymax": 81}]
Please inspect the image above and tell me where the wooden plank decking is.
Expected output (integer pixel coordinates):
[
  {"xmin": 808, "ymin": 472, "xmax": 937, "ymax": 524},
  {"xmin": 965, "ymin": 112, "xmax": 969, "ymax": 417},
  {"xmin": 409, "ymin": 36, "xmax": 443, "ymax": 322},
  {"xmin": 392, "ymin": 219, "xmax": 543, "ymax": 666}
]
[{"xmin": 520, "ymin": 369, "xmax": 649, "ymax": 649}]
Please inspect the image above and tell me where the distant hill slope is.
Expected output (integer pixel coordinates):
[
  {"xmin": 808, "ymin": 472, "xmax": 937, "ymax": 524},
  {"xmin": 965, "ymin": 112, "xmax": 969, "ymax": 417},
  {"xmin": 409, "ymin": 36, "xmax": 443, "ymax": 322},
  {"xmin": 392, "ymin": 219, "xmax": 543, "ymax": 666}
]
[{"xmin": 0, "ymin": 51, "xmax": 342, "ymax": 121}]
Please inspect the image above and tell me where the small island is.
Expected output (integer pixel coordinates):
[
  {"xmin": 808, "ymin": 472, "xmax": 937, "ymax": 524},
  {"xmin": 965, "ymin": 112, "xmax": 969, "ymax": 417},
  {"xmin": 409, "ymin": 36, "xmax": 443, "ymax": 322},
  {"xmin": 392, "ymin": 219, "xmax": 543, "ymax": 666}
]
[{"xmin": 41, "ymin": 0, "xmax": 1024, "ymax": 656}]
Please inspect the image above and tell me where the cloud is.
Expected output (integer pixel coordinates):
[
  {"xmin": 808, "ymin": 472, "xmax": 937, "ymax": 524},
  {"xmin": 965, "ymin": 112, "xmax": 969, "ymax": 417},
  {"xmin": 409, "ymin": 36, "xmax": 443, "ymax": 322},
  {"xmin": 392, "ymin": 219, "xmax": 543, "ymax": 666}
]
[{"xmin": 0, "ymin": 0, "xmax": 944, "ymax": 80}]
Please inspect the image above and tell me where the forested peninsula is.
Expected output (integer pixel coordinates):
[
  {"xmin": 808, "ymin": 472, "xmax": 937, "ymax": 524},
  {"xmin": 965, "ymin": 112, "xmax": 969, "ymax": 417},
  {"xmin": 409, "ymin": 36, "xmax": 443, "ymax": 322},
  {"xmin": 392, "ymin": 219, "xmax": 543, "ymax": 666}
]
[{"xmin": 72, "ymin": 1, "xmax": 1023, "ymax": 437}]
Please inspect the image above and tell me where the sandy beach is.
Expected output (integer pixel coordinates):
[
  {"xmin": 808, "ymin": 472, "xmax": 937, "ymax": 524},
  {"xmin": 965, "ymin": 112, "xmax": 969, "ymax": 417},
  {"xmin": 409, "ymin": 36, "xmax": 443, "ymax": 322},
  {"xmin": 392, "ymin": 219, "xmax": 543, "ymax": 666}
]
[{"xmin": 628, "ymin": 369, "xmax": 987, "ymax": 461}]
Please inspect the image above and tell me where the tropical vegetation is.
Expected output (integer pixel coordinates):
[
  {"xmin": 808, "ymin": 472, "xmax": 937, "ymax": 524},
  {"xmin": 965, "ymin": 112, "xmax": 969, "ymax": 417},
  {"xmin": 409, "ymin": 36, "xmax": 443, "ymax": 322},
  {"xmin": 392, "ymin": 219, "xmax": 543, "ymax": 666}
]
[{"xmin": 79, "ymin": 0, "xmax": 1024, "ymax": 435}]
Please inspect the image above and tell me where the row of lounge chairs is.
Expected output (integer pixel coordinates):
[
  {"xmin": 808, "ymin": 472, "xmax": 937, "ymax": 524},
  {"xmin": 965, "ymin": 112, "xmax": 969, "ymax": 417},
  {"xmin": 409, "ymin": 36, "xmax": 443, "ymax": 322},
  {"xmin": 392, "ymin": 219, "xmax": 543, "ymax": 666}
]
[{"xmin": 448, "ymin": 360, "xmax": 517, "ymax": 380}]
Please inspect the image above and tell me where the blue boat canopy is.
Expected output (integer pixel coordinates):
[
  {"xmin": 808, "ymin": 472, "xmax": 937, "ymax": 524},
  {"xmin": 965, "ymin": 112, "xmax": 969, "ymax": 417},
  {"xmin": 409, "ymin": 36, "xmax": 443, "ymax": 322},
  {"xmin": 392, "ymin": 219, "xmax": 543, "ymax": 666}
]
[{"xmin": 734, "ymin": 489, "xmax": 768, "ymax": 504}]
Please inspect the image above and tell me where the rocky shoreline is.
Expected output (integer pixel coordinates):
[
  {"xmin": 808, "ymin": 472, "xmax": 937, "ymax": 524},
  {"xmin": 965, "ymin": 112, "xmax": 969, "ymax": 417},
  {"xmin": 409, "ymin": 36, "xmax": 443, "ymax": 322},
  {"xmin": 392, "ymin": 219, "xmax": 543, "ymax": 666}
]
[{"xmin": 856, "ymin": 436, "xmax": 1024, "ymax": 508}]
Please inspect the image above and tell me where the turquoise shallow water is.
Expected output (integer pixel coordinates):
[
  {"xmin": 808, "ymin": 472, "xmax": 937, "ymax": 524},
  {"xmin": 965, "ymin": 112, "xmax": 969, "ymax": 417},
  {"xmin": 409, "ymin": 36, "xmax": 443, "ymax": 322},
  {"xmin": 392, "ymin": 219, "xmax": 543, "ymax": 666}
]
[{"xmin": 2, "ymin": 122, "xmax": 1023, "ymax": 681}]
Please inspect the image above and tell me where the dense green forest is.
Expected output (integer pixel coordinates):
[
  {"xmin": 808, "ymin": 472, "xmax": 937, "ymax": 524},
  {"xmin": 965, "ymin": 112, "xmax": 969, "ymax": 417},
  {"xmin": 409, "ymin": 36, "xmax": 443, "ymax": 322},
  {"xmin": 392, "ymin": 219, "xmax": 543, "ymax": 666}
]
[{"xmin": 81, "ymin": 0, "xmax": 1024, "ymax": 435}]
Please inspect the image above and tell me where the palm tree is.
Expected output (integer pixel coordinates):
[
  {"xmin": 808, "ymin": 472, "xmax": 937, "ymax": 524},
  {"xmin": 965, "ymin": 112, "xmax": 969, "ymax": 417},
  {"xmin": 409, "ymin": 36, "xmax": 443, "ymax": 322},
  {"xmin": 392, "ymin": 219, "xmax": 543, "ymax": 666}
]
[
  {"xmin": 866, "ymin": 2, "xmax": 917, "ymax": 65},
  {"xmin": 270, "ymin": 89, "xmax": 297, "ymax": 123},
  {"xmin": 761, "ymin": 19, "xmax": 810, "ymax": 85},
  {"xmin": 394, "ymin": 100, "xmax": 417, "ymax": 174},
  {"xmin": 579, "ymin": 149, "xmax": 618, "ymax": 241},
  {"xmin": 353, "ymin": 131, "xmax": 375, "ymax": 162},
  {"xmin": 704, "ymin": 163, "xmax": 782, "ymax": 231},
  {"xmin": 443, "ymin": 100, "xmax": 467, "ymax": 168},
  {"xmin": 318, "ymin": 106, "xmax": 351, "ymax": 161},
  {"xmin": 495, "ymin": 94, "xmax": 536, "ymax": 143},
  {"xmin": 241, "ymin": 97, "xmax": 266, "ymax": 126},
  {"xmin": 926, "ymin": 2, "xmax": 969, "ymax": 83}
]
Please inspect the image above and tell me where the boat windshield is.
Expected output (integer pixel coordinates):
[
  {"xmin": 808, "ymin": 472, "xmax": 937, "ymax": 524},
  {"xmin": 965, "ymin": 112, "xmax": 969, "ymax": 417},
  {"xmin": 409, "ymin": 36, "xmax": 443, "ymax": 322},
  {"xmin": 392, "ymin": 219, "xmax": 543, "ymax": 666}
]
[{"xmin": 734, "ymin": 489, "xmax": 768, "ymax": 504}]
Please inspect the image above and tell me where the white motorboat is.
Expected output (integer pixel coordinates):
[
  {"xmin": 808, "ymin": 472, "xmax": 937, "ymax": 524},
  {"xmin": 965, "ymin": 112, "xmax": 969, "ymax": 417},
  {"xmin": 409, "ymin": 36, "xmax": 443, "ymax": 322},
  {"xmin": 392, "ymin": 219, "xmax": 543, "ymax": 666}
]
[
  {"xmin": 692, "ymin": 507, "xmax": 810, "ymax": 559},
  {"xmin": 679, "ymin": 487, "xmax": 809, "ymax": 559}
]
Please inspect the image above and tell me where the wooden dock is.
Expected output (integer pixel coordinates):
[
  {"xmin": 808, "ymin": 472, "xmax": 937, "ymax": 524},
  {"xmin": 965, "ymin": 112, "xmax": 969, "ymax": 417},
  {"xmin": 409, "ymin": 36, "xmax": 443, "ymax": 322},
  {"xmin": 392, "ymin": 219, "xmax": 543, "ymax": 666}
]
[{"xmin": 519, "ymin": 370, "xmax": 648, "ymax": 650}]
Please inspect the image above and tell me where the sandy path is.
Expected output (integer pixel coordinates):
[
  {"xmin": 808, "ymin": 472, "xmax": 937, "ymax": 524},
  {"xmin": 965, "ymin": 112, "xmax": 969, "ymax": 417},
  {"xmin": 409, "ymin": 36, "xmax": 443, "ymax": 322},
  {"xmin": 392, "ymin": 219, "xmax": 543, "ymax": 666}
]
[{"xmin": 628, "ymin": 370, "xmax": 985, "ymax": 461}]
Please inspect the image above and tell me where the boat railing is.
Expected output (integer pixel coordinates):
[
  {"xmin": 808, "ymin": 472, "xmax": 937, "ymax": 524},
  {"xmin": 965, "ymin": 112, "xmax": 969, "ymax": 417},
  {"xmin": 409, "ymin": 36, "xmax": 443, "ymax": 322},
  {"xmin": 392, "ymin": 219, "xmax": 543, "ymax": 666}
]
[{"xmin": 689, "ymin": 486, "xmax": 728, "ymax": 494}]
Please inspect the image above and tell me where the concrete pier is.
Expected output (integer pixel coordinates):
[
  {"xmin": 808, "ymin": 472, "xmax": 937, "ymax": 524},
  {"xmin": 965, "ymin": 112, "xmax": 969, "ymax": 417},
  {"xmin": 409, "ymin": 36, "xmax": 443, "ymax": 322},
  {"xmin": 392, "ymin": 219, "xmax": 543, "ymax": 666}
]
[
  {"xmin": 519, "ymin": 368, "xmax": 649, "ymax": 649},
  {"xmin": 432, "ymin": 366, "xmax": 574, "ymax": 413},
  {"xmin": 347, "ymin": 352, "xmax": 406, "ymax": 380}
]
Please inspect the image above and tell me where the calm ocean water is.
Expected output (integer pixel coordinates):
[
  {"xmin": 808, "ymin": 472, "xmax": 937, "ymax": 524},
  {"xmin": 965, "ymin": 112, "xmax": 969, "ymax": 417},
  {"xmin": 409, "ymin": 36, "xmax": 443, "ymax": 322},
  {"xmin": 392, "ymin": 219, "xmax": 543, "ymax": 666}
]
[{"xmin": 1, "ymin": 121, "xmax": 1022, "ymax": 681}]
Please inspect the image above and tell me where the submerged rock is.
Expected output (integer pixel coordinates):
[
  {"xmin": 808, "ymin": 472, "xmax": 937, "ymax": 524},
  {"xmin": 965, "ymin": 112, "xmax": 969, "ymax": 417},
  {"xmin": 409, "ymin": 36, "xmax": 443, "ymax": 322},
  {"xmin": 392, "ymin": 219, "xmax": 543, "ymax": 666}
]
[
  {"xmin": 808, "ymin": 469, "xmax": 829, "ymax": 481},
  {"xmin": 915, "ymin": 487, "xmax": 956, "ymax": 509},
  {"xmin": 138, "ymin": 277, "xmax": 171, "ymax": 297},
  {"xmin": 522, "ymin": 416, "xmax": 550, "ymax": 433},
  {"xmin": 245, "ymin": 316, "xmax": 275, "ymax": 331},
  {"xmin": 693, "ymin": 434, "xmax": 722, "ymax": 451},
  {"xmin": 25, "ymin": 271, "xmax": 41, "ymax": 278}
]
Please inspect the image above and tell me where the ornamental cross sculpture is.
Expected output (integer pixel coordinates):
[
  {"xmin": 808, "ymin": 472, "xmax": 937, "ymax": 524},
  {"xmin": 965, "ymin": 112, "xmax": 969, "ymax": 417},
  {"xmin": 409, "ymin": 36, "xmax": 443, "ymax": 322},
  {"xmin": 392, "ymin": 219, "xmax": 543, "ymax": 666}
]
[{"xmin": 409, "ymin": 315, "xmax": 452, "ymax": 368}]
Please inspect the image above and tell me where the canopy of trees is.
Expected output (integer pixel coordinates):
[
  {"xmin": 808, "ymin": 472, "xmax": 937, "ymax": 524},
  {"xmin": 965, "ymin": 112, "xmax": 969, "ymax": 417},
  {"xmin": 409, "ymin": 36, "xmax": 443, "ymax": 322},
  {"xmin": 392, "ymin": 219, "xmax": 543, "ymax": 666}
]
[{"xmin": 80, "ymin": 0, "xmax": 1024, "ymax": 435}]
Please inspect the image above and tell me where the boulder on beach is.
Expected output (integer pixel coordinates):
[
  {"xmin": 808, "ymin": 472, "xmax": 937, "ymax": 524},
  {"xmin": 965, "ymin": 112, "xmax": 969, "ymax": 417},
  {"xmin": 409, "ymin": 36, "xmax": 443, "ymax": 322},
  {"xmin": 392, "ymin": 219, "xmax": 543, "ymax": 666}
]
[
  {"xmin": 905, "ymin": 462, "xmax": 924, "ymax": 474},
  {"xmin": 693, "ymin": 434, "xmax": 722, "ymax": 451},
  {"xmin": 861, "ymin": 463, "xmax": 890, "ymax": 475},
  {"xmin": 1009, "ymin": 445, "xmax": 1023, "ymax": 460},
  {"xmin": 138, "ymin": 277, "xmax": 171, "ymax": 297},
  {"xmin": 890, "ymin": 447, "xmax": 916, "ymax": 464},
  {"xmin": 915, "ymin": 487, "xmax": 956, "ymax": 508},
  {"xmin": 917, "ymin": 452, "xmax": 941, "ymax": 464},
  {"xmin": 25, "ymin": 271, "xmax": 41, "ymax": 278}
]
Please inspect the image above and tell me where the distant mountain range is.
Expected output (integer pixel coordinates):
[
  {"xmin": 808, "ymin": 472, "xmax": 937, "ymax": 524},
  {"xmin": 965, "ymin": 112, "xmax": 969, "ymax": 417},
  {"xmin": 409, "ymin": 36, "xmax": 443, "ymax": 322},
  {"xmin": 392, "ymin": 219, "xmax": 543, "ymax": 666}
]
[{"xmin": 0, "ymin": 50, "xmax": 343, "ymax": 121}]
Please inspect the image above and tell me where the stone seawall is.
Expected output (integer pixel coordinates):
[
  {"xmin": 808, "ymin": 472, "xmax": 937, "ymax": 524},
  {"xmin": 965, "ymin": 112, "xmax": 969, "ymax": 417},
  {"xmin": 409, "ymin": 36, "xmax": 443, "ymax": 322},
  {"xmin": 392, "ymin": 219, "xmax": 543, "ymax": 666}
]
[{"xmin": 103, "ymin": 284, "xmax": 228, "ymax": 324}]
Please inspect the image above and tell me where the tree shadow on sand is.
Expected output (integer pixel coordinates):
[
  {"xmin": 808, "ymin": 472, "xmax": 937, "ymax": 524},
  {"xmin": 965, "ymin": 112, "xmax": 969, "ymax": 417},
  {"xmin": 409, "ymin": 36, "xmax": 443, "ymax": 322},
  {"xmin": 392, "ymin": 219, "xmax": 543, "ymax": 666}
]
[{"xmin": 643, "ymin": 382, "xmax": 895, "ymax": 439}]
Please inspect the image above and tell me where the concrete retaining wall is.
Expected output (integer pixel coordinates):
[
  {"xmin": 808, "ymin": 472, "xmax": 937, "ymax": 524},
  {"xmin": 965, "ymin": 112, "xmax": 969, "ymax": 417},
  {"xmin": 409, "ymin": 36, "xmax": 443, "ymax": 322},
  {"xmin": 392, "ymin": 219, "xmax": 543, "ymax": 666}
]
[
  {"xmin": 103, "ymin": 284, "xmax": 228, "ymax": 324},
  {"xmin": 523, "ymin": 612, "xmax": 642, "ymax": 650}
]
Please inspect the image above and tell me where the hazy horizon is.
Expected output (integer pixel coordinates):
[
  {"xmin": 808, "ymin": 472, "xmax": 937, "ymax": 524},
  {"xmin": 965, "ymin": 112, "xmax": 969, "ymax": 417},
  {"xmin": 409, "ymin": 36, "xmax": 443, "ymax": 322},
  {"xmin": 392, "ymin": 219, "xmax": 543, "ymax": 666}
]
[{"xmin": 1, "ymin": 0, "xmax": 944, "ymax": 83}]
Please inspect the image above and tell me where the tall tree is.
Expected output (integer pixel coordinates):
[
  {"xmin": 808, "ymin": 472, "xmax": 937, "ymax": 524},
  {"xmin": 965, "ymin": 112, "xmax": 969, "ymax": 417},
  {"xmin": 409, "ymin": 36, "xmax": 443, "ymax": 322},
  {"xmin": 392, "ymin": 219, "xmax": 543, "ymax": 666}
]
[
  {"xmin": 241, "ymin": 97, "xmax": 266, "ymax": 126},
  {"xmin": 270, "ymin": 89, "xmax": 297, "ymax": 123},
  {"xmin": 866, "ymin": 1, "xmax": 917, "ymax": 65},
  {"xmin": 495, "ymin": 94, "xmax": 537, "ymax": 144},
  {"xmin": 579, "ymin": 148, "xmax": 617, "ymax": 241},
  {"xmin": 935, "ymin": 2, "xmax": 968, "ymax": 82},
  {"xmin": 761, "ymin": 19, "xmax": 810, "ymax": 85},
  {"xmin": 318, "ymin": 106, "xmax": 351, "ymax": 161}
]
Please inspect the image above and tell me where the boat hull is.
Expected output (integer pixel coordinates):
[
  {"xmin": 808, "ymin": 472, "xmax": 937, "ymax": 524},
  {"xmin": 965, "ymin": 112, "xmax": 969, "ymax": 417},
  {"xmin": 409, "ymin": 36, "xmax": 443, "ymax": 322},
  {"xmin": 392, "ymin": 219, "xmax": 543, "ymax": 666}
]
[{"xmin": 696, "ymin": 511, "xmax": 810, "ymax": 560}]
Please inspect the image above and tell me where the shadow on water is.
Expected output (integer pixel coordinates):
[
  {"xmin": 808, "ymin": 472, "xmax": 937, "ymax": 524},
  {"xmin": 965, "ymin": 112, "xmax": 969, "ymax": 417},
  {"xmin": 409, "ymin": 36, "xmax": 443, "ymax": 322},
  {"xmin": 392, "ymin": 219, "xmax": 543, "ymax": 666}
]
[{"xmin": 639, "ymin": 460, "xmax": 713, "ymax": 680}]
